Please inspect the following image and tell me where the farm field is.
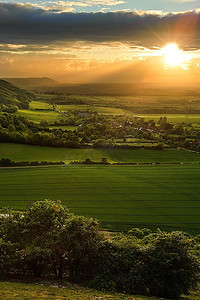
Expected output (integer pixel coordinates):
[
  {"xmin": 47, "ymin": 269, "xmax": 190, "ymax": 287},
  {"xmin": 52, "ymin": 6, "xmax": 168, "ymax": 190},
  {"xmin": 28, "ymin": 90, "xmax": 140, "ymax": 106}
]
[
  {"xmin": 16, "ymin": 106, "xmax": 131, "ymax": 123},
  {"xmin": 1, "ymin": 143, "xmax": 200, "ymax": 164},
  {"xmin": 16, "ymin": 109, "xmax": 64, "ymax": 123},
  {"xmin": 29, "ymin": 101, "xmax": 52, "ymax": 110},
  {"xmin": 138, "ymin": 114, "xmax": 200, "ymax": 124},
  {"xmin": 17, "ymin": 106, "xmax": 200, "ymax": 125},
  {"xmin": 1, "ymin": 164, "xmax": 200, "ymax": 233},
  {"xmin": 57, "ymin": 104, "xmax": 131, "ymax": 115}
]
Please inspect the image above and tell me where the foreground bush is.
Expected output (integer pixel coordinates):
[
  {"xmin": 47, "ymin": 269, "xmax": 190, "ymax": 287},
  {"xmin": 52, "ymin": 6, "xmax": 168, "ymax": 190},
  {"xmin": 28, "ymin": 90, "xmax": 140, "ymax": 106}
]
[{"xmin": 0, "ymin": 200, "xmax": 199, "ymax": 299}]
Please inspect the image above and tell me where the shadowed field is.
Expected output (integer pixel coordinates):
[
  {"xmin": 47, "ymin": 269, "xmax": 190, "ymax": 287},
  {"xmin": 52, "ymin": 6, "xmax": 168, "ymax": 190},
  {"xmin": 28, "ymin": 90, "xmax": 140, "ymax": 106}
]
[{"xmin": 1, "ymin": 143, "xmax": 200, "ymax": 164}]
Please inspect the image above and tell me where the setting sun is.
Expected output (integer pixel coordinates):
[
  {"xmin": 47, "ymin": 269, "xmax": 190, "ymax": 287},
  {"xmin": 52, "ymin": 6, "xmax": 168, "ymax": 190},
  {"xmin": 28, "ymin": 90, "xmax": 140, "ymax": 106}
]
[{"xmin": 162, "ymin": 43, "xmax": 190, "ymax": 68}]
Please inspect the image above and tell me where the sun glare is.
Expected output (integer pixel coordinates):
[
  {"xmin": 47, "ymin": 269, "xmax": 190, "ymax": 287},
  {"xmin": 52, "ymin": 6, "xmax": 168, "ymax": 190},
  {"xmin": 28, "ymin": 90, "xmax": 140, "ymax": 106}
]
[{"xmin": 162, "ymin": 43, "xmax": 190, "ymax": 68}]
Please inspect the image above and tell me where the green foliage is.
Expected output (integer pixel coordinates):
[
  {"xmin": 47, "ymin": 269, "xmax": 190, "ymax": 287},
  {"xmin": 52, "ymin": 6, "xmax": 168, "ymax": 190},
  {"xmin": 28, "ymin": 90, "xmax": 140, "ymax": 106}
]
[
  {"xmin": 0, "ymin": 201, "xmax": 199, "ymax": 299},
  {"xmin": 128, "ymin": 228, "xmax": 152, "ymax": 239},
  {"xmin": 141, "ymin": 231, "xmax": 200, "ymax": 299},
  {"xmin": 92, "ymin": 231, "xmax": 200, "ymax": 299},
  {"xmin": 0, "ymin": 200, "xmax": 102, "ymax": 279}
]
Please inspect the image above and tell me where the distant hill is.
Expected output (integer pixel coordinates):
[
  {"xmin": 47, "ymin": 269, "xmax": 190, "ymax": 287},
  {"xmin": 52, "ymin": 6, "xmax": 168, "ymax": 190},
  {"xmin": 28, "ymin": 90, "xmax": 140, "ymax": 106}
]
[
  {"xmin": 3, "ymin": 77, "xmax": 59, "ymax": 89},
  {"xmin": 34, "ymin": 82, "xmax": 200, "ymax": 97},
  {"xmin": 0, "ymin": 79, "xmax": 34, "ymax": 109}
]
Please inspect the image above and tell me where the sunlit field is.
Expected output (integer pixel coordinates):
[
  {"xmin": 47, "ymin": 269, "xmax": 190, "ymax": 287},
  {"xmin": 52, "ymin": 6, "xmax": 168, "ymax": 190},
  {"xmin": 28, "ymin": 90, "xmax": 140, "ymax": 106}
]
[
  {"xmin": 16, "ymin": 109, "xmax": 63, "ymax": 123},
  {"xmin": 57, "ymin": 104, "xmax": 131, "ymax": 115},
  {"xmin": 139, "ymin": 114, "xmax": 200, "ymax": 124},
  {"xmin": 1, "ymin": 164, "xmax": 200, "ymax": 233},
  {"xmin": 1, "ymin": 143, "xmax": 200, "ymax": 164},
  {"xmin": 16, "ymin": 107, "xmax": 200, "ymax": 124}
]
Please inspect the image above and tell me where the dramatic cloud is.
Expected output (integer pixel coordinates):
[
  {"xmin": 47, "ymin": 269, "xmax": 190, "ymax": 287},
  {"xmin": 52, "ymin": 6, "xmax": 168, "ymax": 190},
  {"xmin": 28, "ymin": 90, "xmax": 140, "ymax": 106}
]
[{"xmin": 0, "ymin": 3, "xmax": 200, "ymax": 49}]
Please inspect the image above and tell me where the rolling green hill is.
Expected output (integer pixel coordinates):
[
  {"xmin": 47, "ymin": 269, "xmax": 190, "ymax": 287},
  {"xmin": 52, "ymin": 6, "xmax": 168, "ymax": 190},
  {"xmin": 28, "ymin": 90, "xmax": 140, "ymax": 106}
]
[
  {"xmin": 0, "ymin": 79, "xmax": 34, "ymax": 109},
  {"xmin": 3, "ymin": 77, "xmax": 58, "ymax": 89}
]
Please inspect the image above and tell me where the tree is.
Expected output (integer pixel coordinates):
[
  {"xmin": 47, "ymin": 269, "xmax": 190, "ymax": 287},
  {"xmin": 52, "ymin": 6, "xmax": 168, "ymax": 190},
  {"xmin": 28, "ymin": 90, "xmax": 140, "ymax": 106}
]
[
  {"xmin": 142, "ymin": 231, "xmax": 200, "ymax": 299},
  {"xmin": 39, "ymin": 120, "xmax": 48, "ymax": 128}
]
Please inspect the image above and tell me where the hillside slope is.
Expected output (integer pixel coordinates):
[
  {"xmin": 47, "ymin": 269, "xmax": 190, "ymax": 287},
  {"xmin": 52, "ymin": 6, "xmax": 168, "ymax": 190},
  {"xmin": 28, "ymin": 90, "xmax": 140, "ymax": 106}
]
[
  {"xmin": 0, "ymin": 79, "xmax": 34, "ymax": 109},
  {"xmin": 3, "ymin": 77, "xmax": 58, "ymax": 89}
]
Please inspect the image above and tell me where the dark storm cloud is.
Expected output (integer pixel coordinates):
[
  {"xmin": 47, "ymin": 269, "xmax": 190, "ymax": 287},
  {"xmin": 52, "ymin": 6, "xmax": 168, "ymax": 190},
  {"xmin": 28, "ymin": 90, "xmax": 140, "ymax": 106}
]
[{"xmin": 0, "ymin": 3, "xmax": 200, "ymax": 49}]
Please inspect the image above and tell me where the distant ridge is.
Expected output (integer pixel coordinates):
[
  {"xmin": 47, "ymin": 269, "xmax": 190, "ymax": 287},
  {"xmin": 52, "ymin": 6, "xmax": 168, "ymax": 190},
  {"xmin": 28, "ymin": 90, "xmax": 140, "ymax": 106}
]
[
  {"xmin": 0, "ymin": 79, "xmax": 34, "ymax": 109},
  {"xmin": 2, "ymin": 77, "xmax": 58, "ymax": 89}
]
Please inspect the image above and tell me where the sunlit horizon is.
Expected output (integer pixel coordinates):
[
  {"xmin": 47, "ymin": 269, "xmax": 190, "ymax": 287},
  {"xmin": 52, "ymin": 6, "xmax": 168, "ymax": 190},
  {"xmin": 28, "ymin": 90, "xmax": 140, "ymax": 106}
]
[{"xmin": 0, "ymin": 3, "xmax": 199, "ymax": 85}]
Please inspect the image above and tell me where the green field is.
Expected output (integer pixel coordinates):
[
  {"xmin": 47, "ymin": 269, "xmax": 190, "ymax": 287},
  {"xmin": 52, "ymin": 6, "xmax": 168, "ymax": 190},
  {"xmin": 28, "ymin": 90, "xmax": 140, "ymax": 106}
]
[
  {"xmin": 1, "ymin": 143, "xmax": 200, "ymax": 164},
  {"xmin": 16, "ymin": 109, "xmax": 64, "ymax": 123},
  {"xmin": 16, "ymin": 105, "xmax": 130, "ymax": 123},
  {"xmin": 1, "ymin": 164, "xmax": 200, "ymax": 233},
  {"xmin": 17, "ymin": 107, "xmax": 200, "ymax": 125},
  {"xmin": 0, "ymin": 280, "xmax": 170, "ymax": 300},
  {"xmin": 139, "ymin": 114, "xmax": 200, "ymax": 124},
  {"xmin": 57, "ymin": 104, "xmax": 131, "ymax": 115},
  {"xmin": 16, "ymin": 99, "xmax": 200, "ymax": 124},
  {"xmin": 29, "ymin": 101, "xmax": 52, "ymax": 110}
]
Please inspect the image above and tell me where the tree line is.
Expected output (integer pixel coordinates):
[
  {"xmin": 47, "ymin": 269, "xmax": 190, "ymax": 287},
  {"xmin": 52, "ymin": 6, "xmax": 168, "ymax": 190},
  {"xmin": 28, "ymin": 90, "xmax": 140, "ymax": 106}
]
[{"xmin": 0, "ymin": 200, "xmax": 199, "ymax": 299}]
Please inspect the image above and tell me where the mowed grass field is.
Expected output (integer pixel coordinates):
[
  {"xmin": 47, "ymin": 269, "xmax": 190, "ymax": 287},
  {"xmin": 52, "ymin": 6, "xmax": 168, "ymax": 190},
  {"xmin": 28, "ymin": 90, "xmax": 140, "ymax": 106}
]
[
  {"xmin": 1, "ymin": 164, "xmax": 200, "ymax": 233},
  {"xmin": 1, "ymin": 143, "xmax": 200, "ymax": 164}
]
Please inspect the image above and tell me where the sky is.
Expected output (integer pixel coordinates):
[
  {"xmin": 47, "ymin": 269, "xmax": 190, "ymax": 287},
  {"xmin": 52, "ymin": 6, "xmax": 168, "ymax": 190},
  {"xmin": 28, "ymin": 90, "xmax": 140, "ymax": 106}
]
[{"xmin": 0, "ymin": 0, "xmax": 200, "ymax": 84}]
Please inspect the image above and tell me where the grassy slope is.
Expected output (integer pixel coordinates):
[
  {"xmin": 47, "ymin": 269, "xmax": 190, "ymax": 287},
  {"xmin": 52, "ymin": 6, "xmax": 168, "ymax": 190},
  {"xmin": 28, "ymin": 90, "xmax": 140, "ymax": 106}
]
[
  {"xmin": 0, "ymin": 280, "xmax": 199, "ymax": 300},
  {"xmin": 0, "ymin": 280, "xmax": 165, "ymax": 300},
  {"xmin": 1, "ymin": 143, "xmax": 200, "ymax": 164},
  {"xmin": 1, "ymin": 164, "xmax": 200, "ymax": 233},
  {"xmin": 16, "ymin": 110, "xmax": 64, "ymax": 123},
  {"xmin": 3, "ymin": 77, "xmax": 58, "ymax": 89},
  {"xmin": 0, "ymin": 79, "xmax": 33, "ymax": 106}
]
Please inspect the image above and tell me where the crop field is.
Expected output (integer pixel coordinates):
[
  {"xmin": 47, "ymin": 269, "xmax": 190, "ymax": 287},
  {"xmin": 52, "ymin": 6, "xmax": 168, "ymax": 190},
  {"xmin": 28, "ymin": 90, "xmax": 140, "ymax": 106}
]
[
  {"xmin": 1, "ymin": 164, "xmax": 200, "ymax": 233},
  {"xmin": 16, "ymin": 105, "xmax": 130, "ymax": 123},
  {"xmin": 16, "ymin": 109, "xmax": 65, "ymax": 123},
  {"xmin": 0, "ymin": 143, "xmax": 108, "ymax": 163},
  {"xmin": 1, "ymin": 143, "xmax": 200, "ymax": 164},
  {"xmin": 18, "ymin": 105, "xmax": 200, "ymax": 125},
  {"xmin": 57, "ymin": 104, "xmax": 130, "ymax": 115},
  {"xmin": 138, "ymin": 114, "xmax": 200, "ymax": 124},
  {"xmin": 29, "ymin": 101, "xmax": 52, "ymax": 110}
]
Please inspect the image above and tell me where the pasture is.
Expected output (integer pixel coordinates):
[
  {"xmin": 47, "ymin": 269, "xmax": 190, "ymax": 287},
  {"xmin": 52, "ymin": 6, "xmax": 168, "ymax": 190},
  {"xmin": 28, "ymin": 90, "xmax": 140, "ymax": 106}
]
[
  {"xmin": 1, "ymin": 143, "xmax": 200, "ymax": 164},
  {"xmin": 16, "ymin": 109, "xmax": 64, "ymax": 123},
  {"xmin": 139, "ymin": 114, "xmax": 200, "ymax": 124},
  {"xmin": 57, "ymin": 104, "xmax": 130, "ymax": 115},
  {"xmin": 29, "ymin": 101, "xmax": 52, "ymax": 110},
  {"xmin": 18, "ymin": 106, "xmax": 200, "ymax": 125},
  {"xmin": 1, "ymin": 164, "xmax": 200, "ymax": 233},
  {"xmin": 17, "ymin": 99, "xmax": 200, "ymax": 124}
]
